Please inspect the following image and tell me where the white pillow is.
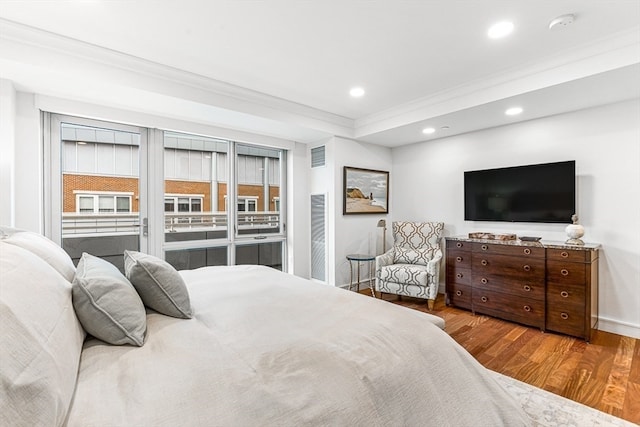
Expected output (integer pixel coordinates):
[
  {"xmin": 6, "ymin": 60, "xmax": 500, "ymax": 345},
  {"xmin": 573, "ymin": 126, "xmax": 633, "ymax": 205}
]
[
  {"xmin": 0, "ymin": 227, "xmax": 76, "ymax": 282},
  {"xmin": 72, "ymin": 253, "xmax": 147, "ymax": 346},
  {"xmin": 0, "ymin": 242, "xmax": 85, "ymax": 427}
]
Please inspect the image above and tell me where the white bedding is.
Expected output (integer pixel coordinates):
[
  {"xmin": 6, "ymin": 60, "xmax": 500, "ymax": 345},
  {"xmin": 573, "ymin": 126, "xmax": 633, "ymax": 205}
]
[{"xmin": 66, "ymin": 265, "xmax": 530, "ymax": 426}]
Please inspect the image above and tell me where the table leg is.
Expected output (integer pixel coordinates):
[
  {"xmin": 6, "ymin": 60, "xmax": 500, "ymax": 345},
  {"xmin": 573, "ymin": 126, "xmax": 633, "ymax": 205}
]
[
  {"xmin": 349, "ymin": 260, "xmax": 354, "ymax": 292},
  {"xmin": 356, "ymin": 261, "xmax": 361, "ymax": 293},
  {"xmin": 369, "ymin": 261, "xmax": 375, "ymax": 298}
]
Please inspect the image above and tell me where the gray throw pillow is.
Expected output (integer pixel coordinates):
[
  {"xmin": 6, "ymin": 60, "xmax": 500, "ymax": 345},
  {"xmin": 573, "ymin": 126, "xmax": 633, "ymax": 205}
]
[
  {"xmin": 72, "ymin": 253, "xmax": 146, "ymax": 346},
  {"xmin": 124, "ymin": 250, "xmax": 193, "ymax": 319}
]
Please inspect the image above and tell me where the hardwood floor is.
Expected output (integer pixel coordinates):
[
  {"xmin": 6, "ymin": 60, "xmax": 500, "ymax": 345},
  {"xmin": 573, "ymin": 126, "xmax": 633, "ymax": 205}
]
[{"xmin": 370, "ymin": 292, "xmax": 640, "ymax": 424}]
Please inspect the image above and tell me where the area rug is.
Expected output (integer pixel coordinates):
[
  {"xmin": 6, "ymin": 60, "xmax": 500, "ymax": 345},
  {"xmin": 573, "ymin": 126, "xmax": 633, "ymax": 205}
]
[{"xmin": 492, "ymin": 372, "xmax": 636, "ymax": 426}]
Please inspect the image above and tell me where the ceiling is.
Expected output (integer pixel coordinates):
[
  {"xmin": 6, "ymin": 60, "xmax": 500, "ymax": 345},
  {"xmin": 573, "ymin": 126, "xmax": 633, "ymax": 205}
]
[{"xmin": 0, "ymin": 1, "xmax": 639, "ymax": 146}]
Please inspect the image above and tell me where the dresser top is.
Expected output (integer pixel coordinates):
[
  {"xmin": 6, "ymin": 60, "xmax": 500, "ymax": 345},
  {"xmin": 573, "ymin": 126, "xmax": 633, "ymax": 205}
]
[{"xmin": 446, "ymin": 236, "xmax": 600, "ymax": 251}]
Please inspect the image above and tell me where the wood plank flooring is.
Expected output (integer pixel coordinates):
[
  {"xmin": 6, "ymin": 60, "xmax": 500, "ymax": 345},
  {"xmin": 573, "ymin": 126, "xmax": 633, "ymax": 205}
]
[{"xmin": 371, "ymin": 292, "xmax": 640, "ymax": 424}]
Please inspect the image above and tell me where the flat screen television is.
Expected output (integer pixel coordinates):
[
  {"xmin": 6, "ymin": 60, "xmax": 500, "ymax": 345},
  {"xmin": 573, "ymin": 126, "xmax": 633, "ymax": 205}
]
[{"xmin": 464, "ymin": 160, "xmax": 575, "ymax": 223}]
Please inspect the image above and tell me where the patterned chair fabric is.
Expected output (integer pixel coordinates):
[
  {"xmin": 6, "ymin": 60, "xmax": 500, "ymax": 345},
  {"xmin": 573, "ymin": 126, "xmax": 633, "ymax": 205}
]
[{"xmin": 375, "ymin": 221, "xmax": 444, "ymax": 308}]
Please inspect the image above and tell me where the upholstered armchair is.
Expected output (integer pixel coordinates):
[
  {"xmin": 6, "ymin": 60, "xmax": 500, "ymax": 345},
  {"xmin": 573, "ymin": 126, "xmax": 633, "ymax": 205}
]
[{"xmin": 375, "ymin": 221, "xmax": 444, "ymax": 310}]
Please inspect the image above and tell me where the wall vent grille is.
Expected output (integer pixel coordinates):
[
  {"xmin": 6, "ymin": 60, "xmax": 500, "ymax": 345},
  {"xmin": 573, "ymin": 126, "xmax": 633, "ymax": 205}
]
[
  {"xmin": 311, "ymin": 146, "xmax": 325, "ymax": 168},
  {"xmin": 310, "ymin": 193, "xmax": 326, "ymax": 281}
]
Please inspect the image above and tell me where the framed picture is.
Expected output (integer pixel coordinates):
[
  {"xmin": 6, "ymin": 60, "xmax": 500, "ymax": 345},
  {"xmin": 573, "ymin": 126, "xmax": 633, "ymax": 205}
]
[{"xmin": 343, "ymin": 166, "xmax": 389, "ymax": 215}]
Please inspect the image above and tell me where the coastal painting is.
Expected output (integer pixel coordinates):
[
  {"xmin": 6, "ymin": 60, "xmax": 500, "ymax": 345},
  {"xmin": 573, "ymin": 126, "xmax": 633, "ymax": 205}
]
[{"xmin": 343, "ymin": 166, "xmax": 389, "ymax": 214}]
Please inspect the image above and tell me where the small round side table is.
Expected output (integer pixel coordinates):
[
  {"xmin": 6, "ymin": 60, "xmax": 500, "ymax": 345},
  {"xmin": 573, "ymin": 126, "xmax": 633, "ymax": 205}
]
[{"xmin": 346, "ymin": 254, "xmax": 376, "ymax": 298}]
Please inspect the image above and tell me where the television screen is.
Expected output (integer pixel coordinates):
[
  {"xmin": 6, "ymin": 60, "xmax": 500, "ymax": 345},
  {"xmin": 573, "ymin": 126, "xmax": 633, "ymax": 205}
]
[{"xmin": 464, "ymin": 161, "xmax": 575, "ymax": 223}]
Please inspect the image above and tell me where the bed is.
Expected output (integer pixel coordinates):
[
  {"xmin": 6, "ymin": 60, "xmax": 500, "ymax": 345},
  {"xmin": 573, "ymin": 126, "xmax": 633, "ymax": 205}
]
[{"xmin": 1, "ymin": 227, "xmax": 531, "ymax": 426}]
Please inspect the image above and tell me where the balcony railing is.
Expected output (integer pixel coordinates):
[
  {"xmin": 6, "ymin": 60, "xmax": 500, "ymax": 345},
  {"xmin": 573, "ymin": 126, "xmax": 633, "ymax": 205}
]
[
  {"xmin": 62, "ymin": 212, "xmax": 280, "ymax": 236},
  {"xmin": 62, "ymin": 213, "xmax": 140, "ymax": 235}
]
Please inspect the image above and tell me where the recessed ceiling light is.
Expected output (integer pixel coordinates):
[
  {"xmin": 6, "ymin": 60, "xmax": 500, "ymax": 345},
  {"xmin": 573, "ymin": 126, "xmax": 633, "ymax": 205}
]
[
  {"xmin": 422, "ymin": 127, "xmax": 436, "ymax": 135},
  {"xmin": 441, "ymin": 126, "xmax": 450, "ymax": 130},
  {"xmin": 488, "ymin": 21, "xmax": 514, "ymax": 39},
  {"xmin": 349, "ymin": 87, "xmax": 365, "ymax": 97},
  {"xmin": 505, "ymin": 107, "xmax": 523, "ymax": 116}
]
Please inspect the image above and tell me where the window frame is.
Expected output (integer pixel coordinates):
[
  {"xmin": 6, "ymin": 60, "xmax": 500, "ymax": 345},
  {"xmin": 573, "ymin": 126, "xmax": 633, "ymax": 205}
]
[
  {"xmin": 45, "ymin": 113, "xmax": 288, "ymax": 271},
  {"xmin": 73, "ymin": 193, "xmax": 133, "ymax": 214},
  {"xmin": 163, "ymin": 194, "xmax": 204, "ymax": 213}
]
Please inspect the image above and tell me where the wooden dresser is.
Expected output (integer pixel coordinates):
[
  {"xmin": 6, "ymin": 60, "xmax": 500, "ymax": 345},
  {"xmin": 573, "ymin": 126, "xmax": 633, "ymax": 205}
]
[{"xmin": 445, "ymin": 237, "xmax": 599, "ymax": 341}]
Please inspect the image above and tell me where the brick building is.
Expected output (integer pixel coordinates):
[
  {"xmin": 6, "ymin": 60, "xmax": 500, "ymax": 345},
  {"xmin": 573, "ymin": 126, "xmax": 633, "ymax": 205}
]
[{"xmin": 61, "ymin": 125, "xmax": 280, "ymax": 220}]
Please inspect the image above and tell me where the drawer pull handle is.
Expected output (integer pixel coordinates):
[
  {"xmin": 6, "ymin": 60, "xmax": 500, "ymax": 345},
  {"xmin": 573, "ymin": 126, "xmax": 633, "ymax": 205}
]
[
  {"xmin": 523, "ymin": 265, "xmax": 531, "ymax": 272},
  {"xmin": 481, "ymin": 278, "xmax": 488, "ymax": 284},
  {"xmin": 481, "ymin": 296, "xmax": 488, "ymax": 302},
  {"xmin": 523, "ymin": 305, "xmax": 531, "ymax": 312},
  {"xmin": 456, "ymin": 256, "xmax": 462, "ymax": 262},
  {"xmin": 456, "ymin": 273, "xmax": 463, "ymax": 278},
  {"xmin": 457, "ymin": 242, "xmax": 462, "ymax": 248},
  {"xmin": 481, "ymin": 245, "xmax": 488, "ymax": 251},
  {"xmin": 524, "ymin": 248, "xmax": 531, "ymax": 255},
  {"xmin": 523, "ymin": 285, "xmax": 531, "ymax": 292},
  {"xmin": 561, "ymin": 251, "xmax": 569, "ymax": 258},
  {"xmin": 561, "ymin": 269, "xmax": 569, "ymax": 276},
  {"xmin": 456, "ymin": 290, "xmax": 462, "ymax": 296},
  {"xmin": 481, "ymin": 259, "xmax": 488, "ymax": 266},
  {"xmin": 560, "ymin": 312, "xmax": 569, "ymax": 320},
  {"xmin": 560, "ymin": 291, "xmax": 569, "ymax": 298}
]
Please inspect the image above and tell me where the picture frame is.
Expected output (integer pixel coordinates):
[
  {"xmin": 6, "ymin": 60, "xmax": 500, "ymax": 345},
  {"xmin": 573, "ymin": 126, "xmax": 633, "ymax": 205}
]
[{"xmin": 343, "ymin": 166, "xmax": 389, "ymax": 215}]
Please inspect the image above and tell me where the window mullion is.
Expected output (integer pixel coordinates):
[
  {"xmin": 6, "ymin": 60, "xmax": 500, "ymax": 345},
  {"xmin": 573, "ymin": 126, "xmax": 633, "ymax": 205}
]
[{"xmin": 227, "ymin": 141, "xmax": 237, "ymax": 265}]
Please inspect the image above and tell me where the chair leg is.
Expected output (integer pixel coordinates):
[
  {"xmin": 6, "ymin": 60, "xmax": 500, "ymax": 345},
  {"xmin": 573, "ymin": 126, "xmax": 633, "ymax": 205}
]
[{"xmin": 427, "ymin": 299, "xmax": 435, "ymax": 311}]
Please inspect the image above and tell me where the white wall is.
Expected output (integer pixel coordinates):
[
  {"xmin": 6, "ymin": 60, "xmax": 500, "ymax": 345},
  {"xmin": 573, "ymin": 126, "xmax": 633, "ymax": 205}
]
[
  {"xmin": 14, "ymin": 93, "xmax": 42, "ymax": 232},
  {"xmin": 0, "ymin": 87, "xmax": 42, "ymax": 232},
  {"xmin": 0, "ymin": 79, "xmax": 16, "ymax": 226},
  {"xmin": 333, "ymin": 137, "xmax": 392, "ymax": 288},
  {"xmin": 391, "ymin": 99, "xmax": 640, "ymax": 338},
  {"xmin": 288, "ymin": 141, "xmax": 310, "ymax": 278}
]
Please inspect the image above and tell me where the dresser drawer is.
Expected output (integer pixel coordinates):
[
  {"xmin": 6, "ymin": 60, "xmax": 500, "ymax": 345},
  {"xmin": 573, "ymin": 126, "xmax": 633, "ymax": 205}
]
[
  {"xmin": 472, "ymin": 253, "xmax": 545, "ymax": 282},
  {"xmin": 447, "ymin": 239, "xmax": 472, "ymax": 252},
  {"xmin": 446, "ymin": 283, "xmax": 472, "ymax": 310},
  {"xmin": 473, "ymin": 290, "xmax": 544, "ymax": 328},
  {"xmin": 547, "ymin": 282, "xmax": 585, "ymax": 304},
  {"xmin": 546, "ymin": 300, "xmax": 586, "ymax": 338},
  {"xmin": 446, "ymin": 250, "xmax": 471, "ymax": 270},
  {"xmin": 472, "ymin": 274, "xmax": 545, "ymax": 300},
  {"xmin": 472, "ymin": 242, "xmax": 545, "ymax": 258},
  {"xmin": 446, "ymin": 265, "xmax": 471, "ymax": 286},
  {"xmin": 547, "ymin": 248, "xmax": 589, "ymax": 263},
  {"xmin": 546, "ymin": 260, "xmax": 586, "ymax": 285}
]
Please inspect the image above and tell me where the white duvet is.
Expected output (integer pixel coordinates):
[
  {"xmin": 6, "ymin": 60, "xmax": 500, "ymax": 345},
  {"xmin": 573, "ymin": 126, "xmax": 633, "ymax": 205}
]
[{"xmin": 66, "ymin": 265, "xmax": 530, "ymax": 426}]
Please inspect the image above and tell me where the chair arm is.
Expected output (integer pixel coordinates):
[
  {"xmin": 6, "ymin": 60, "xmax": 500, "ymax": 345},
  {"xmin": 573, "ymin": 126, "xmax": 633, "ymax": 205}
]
[
  {"xmin": 376, "ymin": 249, "xmax": 395, "ymax": 271},
  {"xmin": 426, "ymin": 248, "xmax": 443, "ymax": 276}
]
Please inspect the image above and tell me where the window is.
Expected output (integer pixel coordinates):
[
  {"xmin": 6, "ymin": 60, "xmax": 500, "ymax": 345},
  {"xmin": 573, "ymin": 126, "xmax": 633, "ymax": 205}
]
[
  {"xmin": 116, "ymin": 197, "xmax": 130, "ymax": 212},
  {"xmin": 237, "ymin": 197, "xmax": 258, "ymax": 212},
  {"xmin": 164, "ymin": 195, "xmax": 204, "ymax": 213},
  {"xmin": 75, "ymin": 193, "xmax": 132, "ymax": 213},
  {"xmin": 50, "ymin": 117, "xmax": 144, "ymax": 269},
  {"xmin": 178, "ymin": 198, "xmax": 190, "ymax": 212},
  {"xmin": 48, "ymin": 115, "xmax": 287, "ymax": 272}
]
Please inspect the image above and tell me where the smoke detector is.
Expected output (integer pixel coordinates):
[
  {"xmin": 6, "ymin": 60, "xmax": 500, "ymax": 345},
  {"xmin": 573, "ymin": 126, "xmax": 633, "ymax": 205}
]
[{"xmin": 549, "ymin": 14, "xmax": 575, "ymax": 30}]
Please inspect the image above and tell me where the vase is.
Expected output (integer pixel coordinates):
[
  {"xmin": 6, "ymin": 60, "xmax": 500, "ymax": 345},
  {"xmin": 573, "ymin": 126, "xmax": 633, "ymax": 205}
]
[{"xmin": 565, "ymin": 214, "xmax": 585, "ymax": 245}]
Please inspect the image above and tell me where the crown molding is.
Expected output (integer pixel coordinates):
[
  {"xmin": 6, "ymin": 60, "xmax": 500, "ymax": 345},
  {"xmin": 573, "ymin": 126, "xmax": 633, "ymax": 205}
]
[
  {"xmin": 0, "ymin": 18, "xmax": 354, "ymax": 138},
  {"xmin": 354, "ymin": 26, "xmax": 640, "ymax": 138}
]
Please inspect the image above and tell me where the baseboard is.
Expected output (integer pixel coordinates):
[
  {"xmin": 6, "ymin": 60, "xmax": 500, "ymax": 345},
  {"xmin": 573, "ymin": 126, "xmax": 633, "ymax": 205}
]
[{"xmin": 597, "ymin": 316, "xmax": 640, "ymax": 339}]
